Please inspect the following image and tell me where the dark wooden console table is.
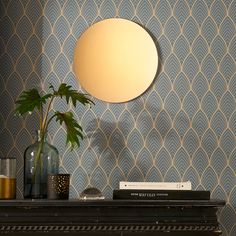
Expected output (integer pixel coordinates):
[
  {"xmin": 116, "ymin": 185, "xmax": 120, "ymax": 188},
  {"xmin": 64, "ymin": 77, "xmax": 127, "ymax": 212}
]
[{"xmin": 0, "ymin": 199, "xmax": 225, "ymax": 236}]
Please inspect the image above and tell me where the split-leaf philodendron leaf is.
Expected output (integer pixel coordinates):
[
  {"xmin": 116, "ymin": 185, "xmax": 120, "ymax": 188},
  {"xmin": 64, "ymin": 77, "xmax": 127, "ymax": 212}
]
[{"xmin": 15, "ymin": 83, "xmax": 94, "ymax": 149}]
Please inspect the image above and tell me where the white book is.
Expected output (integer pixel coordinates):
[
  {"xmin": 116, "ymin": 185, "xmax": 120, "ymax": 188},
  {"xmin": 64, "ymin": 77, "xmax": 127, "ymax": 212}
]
[{"xmin": 119, "ymin": 181, "xmax": 192, "ymax": 190}]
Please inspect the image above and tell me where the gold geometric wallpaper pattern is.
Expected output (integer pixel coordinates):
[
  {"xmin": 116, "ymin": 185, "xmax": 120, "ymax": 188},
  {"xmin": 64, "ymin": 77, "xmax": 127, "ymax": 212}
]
[{"xmin": 0, "ymin": 1, "xmax": 236, "ymax": 235}]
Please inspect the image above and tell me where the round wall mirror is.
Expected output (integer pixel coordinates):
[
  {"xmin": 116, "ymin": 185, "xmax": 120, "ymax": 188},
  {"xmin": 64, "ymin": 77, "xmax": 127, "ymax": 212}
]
[{"xmin": 73, "ymin": 18, "xmax": 158, "ymax": 103}]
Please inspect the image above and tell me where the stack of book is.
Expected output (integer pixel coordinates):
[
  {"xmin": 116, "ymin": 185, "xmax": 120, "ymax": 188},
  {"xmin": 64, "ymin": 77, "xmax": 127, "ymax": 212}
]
[{"xmin": 113, "ymin": 181, "xmax": 210, "ymax": 200}]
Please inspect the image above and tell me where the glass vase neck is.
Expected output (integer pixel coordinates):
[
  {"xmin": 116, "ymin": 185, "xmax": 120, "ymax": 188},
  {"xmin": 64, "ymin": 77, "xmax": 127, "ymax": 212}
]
[{"xmin": 36, "ymin": 130, "xmax": 47, "ymax": 142}]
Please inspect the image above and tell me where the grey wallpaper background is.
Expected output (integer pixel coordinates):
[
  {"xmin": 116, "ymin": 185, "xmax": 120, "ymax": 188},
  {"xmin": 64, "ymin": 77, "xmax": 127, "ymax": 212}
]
[{"xmin": 0, "ymin": 0, "xmax": 236, "ymax": 235}]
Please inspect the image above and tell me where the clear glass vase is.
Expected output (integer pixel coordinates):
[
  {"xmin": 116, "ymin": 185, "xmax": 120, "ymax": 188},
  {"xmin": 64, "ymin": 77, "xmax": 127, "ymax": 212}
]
[{"xmin": 24, "ymin": 130, "xmax": 59, "ymax": 199}]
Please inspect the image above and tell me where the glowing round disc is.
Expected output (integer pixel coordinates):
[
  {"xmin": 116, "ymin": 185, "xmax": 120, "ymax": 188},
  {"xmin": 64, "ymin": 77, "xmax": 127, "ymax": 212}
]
[{"xmin": 74, "ymin": 18, "xmax": 158, "ymax": 103}]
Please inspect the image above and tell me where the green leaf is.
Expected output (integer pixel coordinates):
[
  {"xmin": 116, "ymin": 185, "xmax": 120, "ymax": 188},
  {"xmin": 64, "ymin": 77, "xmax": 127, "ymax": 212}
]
[
  {"xmin": 15, "ymin": 89, "xmax": 49, "ymax": 115},
  {"xmin": 55, "ymin": 111, "xmax": 83, "ymax": 149},
  {"xmin": 53, "ymin": 83, "xmax": 94, "ymax": 107},
  {"xmin": 15, "ymin": 83, "xmax": 94, "ymax": 151}
]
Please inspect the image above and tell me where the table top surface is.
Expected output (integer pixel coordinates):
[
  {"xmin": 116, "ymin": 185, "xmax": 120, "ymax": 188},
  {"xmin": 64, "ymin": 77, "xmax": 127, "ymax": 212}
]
[{"xmin": 0, "ymin": 199, "xmax": 225, "ymax": 207}]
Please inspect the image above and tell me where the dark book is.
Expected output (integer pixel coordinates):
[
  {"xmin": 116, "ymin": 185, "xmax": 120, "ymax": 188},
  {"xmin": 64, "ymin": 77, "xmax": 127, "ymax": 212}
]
[{"xmin": 113, "ymin": 189, "xmax": 210, "ymax": 200}]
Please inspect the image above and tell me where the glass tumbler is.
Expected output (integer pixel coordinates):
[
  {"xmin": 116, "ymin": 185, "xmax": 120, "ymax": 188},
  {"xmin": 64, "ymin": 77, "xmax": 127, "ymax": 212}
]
[{"xmin": 0, "ymin": 157, "xmax": 16, "ymax": 199}]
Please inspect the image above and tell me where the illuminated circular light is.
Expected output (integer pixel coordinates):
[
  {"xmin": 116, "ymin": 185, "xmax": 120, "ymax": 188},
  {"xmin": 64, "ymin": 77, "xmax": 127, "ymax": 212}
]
[{"xmin": 74, "ymin": 18, "xmax": 158, "ymax": 103}]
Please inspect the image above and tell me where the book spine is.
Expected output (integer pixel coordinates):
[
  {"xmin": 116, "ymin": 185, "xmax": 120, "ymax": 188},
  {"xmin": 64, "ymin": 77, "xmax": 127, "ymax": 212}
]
[
  {"xmin": 119, "ymin": 181, "xmax": 192, "ymax": 190},
  {"xmin": 113, "ymin": 190, "xmax": 210, "ymax": 200}
]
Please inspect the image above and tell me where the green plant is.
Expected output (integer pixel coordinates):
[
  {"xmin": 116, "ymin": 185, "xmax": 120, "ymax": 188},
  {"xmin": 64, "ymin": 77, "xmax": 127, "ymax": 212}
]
[
  {"xmin": 15, "ymin": 83, "xmax": 94, "ymax": 149},
  {"xmin": 16, "ymin": 83, "xmax": 94, "ymax": 198}
]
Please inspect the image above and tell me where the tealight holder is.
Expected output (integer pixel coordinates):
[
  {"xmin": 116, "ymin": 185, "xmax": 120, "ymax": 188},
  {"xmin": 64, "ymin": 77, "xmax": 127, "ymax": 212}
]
[
  {"xmin": 0, "ymin": 157, "xmax": 16, "ymax": 199},
  {"xmin": 47, "ymin": 174, "xmax": 70, "ymax": 200}
]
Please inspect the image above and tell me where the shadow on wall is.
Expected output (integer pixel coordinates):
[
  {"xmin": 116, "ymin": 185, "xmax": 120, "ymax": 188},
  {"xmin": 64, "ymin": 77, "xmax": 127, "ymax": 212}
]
[
  {"xmin": 0, "ymin": 1, "xmax": 44, "ymax": 198},
  {"xmin": 84, "ymin": 99, "xmax": 182, "ymax": 179}
]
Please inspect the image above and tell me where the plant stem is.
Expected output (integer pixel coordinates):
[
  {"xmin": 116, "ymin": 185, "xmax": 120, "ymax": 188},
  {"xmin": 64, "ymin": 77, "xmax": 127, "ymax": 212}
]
[
  {"xmin": 42, "ymin": 95, "xmax": 55, "ymax": 135},
  {"xmin": 39, "ymin": 103, "xmax": 43, "ymax": 131},
  {"xmin": 44, "ymin": 114, "xmax": 57, "ymax": 134},
  {"xmin": 30, "ymin": 96, "xmax": 54, "ymax": 197},
  {"xmin": 29, "ymin": 134, "xmax": 45, "ymax": 197}
]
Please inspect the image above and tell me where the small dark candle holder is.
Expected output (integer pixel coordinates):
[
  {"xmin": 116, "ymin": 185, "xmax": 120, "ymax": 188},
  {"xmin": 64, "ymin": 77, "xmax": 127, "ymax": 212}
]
[{"xmin": 47, "ymin": 174, "xmax": 70, "ymax": 200}]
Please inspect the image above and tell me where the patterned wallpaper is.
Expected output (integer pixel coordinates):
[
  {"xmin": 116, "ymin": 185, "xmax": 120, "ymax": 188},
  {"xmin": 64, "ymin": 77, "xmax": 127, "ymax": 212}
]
[{"xmin": 0, "ymin": 0, "xmax": 236, "ymax": 235}]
